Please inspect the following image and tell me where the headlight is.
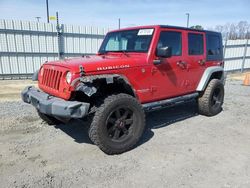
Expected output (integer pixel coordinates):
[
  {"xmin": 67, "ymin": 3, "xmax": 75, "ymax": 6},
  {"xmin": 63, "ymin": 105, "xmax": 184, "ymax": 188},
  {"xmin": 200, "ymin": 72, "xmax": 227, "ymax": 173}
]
[
  {"xmin": 40, "ymin": 66, "xmax": 44, "ymax": 76},
  {"xmin": 66, "ymin": 71, "xmax": 72, "ymax": 84}
]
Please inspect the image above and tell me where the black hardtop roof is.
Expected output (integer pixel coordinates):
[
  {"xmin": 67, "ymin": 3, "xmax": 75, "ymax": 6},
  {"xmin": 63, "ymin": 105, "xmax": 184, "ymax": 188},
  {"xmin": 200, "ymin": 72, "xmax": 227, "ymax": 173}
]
[{"xmin": 159, "ymin": 25, "xmax": 221, "ymax": 35}]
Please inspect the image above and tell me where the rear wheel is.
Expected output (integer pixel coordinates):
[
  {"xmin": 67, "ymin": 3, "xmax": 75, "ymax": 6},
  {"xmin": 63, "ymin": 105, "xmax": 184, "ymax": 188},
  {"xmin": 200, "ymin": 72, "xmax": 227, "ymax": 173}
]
[
  {"xmin": 88, "ymin": 93, "xmax": 145, "ymax": 155},
  {"xmin": 37, "ymin": 111, "xmax": 62, "ymax": 125},
  {"xmin": 198, "ymin": 79, "xmax": 224, "ymax": 116}
]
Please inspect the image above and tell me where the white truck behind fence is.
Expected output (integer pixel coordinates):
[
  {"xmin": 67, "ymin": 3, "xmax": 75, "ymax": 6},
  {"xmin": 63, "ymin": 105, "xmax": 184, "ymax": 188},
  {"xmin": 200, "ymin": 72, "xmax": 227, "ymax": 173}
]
[{"xmin": 0, "ymin": 19, "xmax": 249, "ymax": 79}]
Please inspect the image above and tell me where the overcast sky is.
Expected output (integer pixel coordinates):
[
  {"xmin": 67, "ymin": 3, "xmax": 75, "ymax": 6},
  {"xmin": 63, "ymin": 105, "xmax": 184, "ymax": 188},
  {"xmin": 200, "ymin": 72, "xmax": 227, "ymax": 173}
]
[{"xmin": 0, "ymin": 0, "xmax": 249, "ymax": 29}]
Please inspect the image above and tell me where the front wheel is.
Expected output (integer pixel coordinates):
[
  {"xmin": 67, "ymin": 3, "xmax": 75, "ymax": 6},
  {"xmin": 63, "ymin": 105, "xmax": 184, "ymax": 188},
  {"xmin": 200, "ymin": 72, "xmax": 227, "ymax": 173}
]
[
  {"xmin": 88, "ymin": 94, "xmax": 145, "ymax": 155},
  {"xmin": 198, "ymin": 79, "xmax": 224, "ymax": 116}
]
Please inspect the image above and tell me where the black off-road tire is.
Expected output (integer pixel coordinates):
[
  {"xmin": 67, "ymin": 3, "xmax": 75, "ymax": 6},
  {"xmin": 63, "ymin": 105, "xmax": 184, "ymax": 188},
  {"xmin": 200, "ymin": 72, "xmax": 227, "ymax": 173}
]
[
  {"xmin": 198, "ymin": 79, "xmax": 224, "ymax": 116},
  {"xmin": 37, "ymin": 111, "xmax": 62, "ymax": 125},
  {"xmin": 88, "ymin": 93, "xmax": 145, "ymax": 155}
]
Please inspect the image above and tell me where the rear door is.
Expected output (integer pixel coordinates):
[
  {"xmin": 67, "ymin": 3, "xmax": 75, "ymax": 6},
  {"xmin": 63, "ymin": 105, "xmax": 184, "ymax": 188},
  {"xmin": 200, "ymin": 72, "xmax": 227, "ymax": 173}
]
[{"xmin": 185, "ymin": 31, "xmax": 206, "ymax": 90}]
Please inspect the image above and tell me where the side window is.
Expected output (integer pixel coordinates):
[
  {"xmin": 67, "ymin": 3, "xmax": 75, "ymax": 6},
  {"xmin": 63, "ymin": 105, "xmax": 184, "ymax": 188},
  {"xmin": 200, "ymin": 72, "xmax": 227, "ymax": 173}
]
[
  {"xmin": 206, "ymin": 33, "xmax": 223, "ymax": 61},
  {"xmin": 188, "ymin": 33, "xmax": 204, "ymax": 55},
  {"xmin": 157, "ymin": 31, "xmax": 182, "ymax": 56},
  {"xmin": 207, "ymin": 35, "xmax": 221, "ymax": 55}
]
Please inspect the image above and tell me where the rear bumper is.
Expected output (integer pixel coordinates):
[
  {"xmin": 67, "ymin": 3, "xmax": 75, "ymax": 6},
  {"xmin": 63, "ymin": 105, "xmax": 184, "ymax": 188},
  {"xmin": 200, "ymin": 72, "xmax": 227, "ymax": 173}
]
[{"xmin": 21, "ymin": 86, "xmax": 90, "ymax": 119}]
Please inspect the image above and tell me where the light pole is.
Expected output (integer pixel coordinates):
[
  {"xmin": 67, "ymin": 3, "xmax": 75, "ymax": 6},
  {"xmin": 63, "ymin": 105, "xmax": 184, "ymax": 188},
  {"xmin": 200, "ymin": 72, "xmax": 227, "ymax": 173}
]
[
  {"xmin": 186, "ymin": 13, "xmax": 190, "ymax": 28},
  {"xmin": 46, "ymin": 0, "xmax": 49, "ymax": 23},
  {"xmin": 118, "ymin": 18, "xmax": 121, "ymax": 29},
  {"xmin": 35, "ymin": 17, "xmax": 41, "ymax": 22}
]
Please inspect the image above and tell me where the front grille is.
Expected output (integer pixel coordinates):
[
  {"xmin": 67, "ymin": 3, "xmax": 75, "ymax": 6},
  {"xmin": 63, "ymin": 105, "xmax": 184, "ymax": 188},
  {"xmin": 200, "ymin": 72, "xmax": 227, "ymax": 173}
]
[{"xmin": 42, "ymin": 68, "xmax": 63, "ymax": 90}]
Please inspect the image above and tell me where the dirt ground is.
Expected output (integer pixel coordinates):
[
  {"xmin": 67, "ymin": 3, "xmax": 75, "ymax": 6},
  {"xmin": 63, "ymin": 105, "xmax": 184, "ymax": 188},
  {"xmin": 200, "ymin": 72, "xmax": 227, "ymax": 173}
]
[
  {"xmin": 0, "ymin": 80, "xmax": 37, "ymax": 102},
  {"xmin": 0, "ymin": 75, "xmax": 250, "ymax": 188}
]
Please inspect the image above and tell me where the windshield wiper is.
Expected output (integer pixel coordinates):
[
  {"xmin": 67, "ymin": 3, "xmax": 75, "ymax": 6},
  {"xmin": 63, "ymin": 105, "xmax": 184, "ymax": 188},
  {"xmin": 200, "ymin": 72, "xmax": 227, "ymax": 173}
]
[
  {"xmin": 119, "ymin": 50, "xmax": 129, "ymax": 57},
  {"xmin": 98, "ymin": 51, "xmax": 108, "ymax": 55},
  {"xmin": 108, "ymin": 50, "xmax": 129, "ymax": 57},
  {"xmin": 99, "ymin": 50, "xmax": 130, "ymax": 57}
]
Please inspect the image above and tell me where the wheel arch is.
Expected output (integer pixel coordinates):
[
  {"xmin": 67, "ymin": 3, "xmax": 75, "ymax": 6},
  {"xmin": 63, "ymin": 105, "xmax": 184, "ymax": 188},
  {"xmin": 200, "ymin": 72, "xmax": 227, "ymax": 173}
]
[
  {"xmin": 73, "ymin": 74, "xmax": 137, "ymax": 100},
  {"xmin": 196, "ymin": 66, "xmax": 225, "ymax": 91}
]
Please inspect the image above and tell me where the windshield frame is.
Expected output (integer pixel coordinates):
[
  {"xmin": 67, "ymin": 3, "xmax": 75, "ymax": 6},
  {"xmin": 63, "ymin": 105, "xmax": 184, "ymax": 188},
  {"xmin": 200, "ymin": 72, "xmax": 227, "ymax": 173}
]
[{"xmin": 98, "ymin": 28, "xmax": 155, "ymax": 54}]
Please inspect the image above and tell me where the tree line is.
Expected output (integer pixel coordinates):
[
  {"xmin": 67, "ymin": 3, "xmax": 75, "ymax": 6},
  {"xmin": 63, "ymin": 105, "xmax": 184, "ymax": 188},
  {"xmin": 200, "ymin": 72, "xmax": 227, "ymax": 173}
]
[{"xmin": 207, "ymin": 21, "xmax": 250, "ymax": 40}]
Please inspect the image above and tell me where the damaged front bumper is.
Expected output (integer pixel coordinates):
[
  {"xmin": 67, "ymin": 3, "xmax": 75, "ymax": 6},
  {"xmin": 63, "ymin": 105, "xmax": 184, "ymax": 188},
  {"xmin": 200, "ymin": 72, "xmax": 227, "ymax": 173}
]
[{"xmin": 21, "ymin": 86, "xmax": 90, "ymax": 119}]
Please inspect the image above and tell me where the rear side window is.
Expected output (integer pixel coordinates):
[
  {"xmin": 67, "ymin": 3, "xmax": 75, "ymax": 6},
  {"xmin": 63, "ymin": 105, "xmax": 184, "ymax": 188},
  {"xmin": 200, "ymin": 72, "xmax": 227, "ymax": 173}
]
[
  {"xmin": 206, "ymin": 33, "xmax": 223, "ymax": 61},
  {"xmin": 188, "ymin": 33, "xmax": 204, "ymax": 55},
  {"xmin": 157, "ymin": 31, "xmax": 182, "ymax": 56}
]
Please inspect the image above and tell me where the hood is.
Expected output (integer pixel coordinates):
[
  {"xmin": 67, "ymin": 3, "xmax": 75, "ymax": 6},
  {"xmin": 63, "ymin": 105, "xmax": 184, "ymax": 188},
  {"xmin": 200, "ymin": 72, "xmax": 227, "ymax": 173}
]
[{"xmin": 45, "ymin": 53, "xmax": 148, "ymax": 73}]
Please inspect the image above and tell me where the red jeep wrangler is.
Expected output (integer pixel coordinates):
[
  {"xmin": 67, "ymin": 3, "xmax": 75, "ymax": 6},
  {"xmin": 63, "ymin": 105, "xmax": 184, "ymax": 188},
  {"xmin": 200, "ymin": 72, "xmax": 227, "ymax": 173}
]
[{"xmin": 22, "ymin": 25, "xmax": 225, "ymax": 154}]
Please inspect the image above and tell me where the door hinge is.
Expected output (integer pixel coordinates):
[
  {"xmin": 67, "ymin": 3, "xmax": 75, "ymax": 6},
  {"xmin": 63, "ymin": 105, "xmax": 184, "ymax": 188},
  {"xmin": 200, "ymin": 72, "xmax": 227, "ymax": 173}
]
[
  {"xmin": 151, "ymin": 67, "xmax": 158, "ymax": 74},
  {"xmin": 151, "ymin": 86, "xmax": 157, "ymax": 92}
]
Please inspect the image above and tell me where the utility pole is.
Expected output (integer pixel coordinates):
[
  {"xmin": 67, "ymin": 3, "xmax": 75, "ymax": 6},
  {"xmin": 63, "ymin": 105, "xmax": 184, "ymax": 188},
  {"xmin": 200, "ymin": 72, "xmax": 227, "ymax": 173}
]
[
  {"xmin": 35, "ymin": 17, "xmax": 41, "ymax": 22},
  {"xmin": 118, "ymin": 18, "xmax": 121, "ymax": 29},
  {"xmin": 186, "ymin": 13, "xmax": 190, "ymax": 28},
  {"xmin": 46, "ymin": 0, "xmax": 49, "ymax": 23}
]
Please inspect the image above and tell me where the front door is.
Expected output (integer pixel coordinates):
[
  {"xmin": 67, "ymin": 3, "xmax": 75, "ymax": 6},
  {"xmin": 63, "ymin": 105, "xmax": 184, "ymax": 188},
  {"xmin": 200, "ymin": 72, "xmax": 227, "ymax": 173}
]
[{"xmin": 150, "ymin": 29, "xmax": 190, "ymax": 101}]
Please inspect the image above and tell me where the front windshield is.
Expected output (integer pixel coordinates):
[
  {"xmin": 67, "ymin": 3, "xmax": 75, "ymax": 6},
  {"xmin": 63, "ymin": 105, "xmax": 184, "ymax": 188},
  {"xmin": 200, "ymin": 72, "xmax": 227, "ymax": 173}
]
[{"xmin": 99, "ymin": 28, "xmax": 154, "ymax": 53}]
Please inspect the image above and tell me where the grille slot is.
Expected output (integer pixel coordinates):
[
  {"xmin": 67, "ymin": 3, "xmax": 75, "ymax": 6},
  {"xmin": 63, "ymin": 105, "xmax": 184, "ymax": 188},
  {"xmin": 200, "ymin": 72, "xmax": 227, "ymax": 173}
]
[{"xmin": 42, "ymin": 68, "xmax": 63, "ymax": 90}]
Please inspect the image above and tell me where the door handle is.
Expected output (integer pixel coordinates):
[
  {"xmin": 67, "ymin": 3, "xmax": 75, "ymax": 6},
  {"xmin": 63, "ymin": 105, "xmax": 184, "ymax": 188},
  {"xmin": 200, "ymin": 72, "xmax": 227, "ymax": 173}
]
[
  {"xmin": 177, "ymin": 61, "xmax": 187, "ymax": 69},
  {"xmin": 198, "ymin": 59, "xmax": 206, "ymax": 65}
]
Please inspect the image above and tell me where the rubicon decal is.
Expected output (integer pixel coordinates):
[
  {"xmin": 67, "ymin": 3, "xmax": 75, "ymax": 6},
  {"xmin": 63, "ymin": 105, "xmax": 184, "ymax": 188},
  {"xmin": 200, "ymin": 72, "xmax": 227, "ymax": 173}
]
[{"xmin": 97, "ymin": 65, "xmax": 130, "ymax": 71}]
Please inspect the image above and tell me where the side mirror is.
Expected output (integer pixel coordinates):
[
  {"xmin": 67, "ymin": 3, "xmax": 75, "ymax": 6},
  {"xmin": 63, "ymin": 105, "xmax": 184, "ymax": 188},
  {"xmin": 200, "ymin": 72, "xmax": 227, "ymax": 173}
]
[{"xmin": 156, "ymin": 46, "xmax": 172, "ymax": 58}]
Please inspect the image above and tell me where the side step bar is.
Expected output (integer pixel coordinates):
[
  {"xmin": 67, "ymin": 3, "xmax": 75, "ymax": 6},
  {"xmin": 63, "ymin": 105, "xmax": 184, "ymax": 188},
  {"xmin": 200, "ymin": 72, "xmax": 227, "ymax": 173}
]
[{"xmin": 142, "ymin": 92, "xmax": 199, "ymax": 112}]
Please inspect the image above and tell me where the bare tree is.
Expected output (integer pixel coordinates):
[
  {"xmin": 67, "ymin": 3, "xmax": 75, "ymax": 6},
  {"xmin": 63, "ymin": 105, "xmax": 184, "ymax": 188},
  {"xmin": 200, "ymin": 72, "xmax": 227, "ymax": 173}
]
[
  {"xmin": 229, "ymin": 23, "xmax": 237, "ymax": 39},
  {"xmin": 209, "ymin": 21, "xmax": 250, "ymax": 40},
  {"xmin": 238, "ymin": 21, "xmax": 248, "ymax": 39},
  {"xmin": 215, "ymin": 25, "xmax": 223, "ymax": 33}
]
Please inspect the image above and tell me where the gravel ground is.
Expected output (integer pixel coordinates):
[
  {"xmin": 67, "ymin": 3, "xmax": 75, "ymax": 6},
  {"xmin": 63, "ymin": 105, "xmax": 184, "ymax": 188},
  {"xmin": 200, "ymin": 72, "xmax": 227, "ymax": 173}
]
[{"xmin": 0, "ymin": 79, "xmax": 250, "ymax": 188}]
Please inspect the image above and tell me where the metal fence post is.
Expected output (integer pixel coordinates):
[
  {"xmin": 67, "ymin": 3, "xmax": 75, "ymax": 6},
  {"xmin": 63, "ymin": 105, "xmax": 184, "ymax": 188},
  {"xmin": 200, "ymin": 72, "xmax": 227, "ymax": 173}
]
[
  {"xmin": 3, "ymin": 20, "xmax": 13, "ymax": 77},
  {"xmin": 0, "ymin": 57, "xmax": 3, "ymax": 78},
  {"xmin": 56, "ymin": 12, "xmax": 64, "ymax": 59},
  {"xmin": 223, "ymin": 33, "xmax": 228, "ymax": 60},
  {"xmin": 241, "ymin": 39, "xmax": 249, "ymax": 72},
  {"xmin": 60, "ymin": 24, "xmax": 65, "ymax": 58}
]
